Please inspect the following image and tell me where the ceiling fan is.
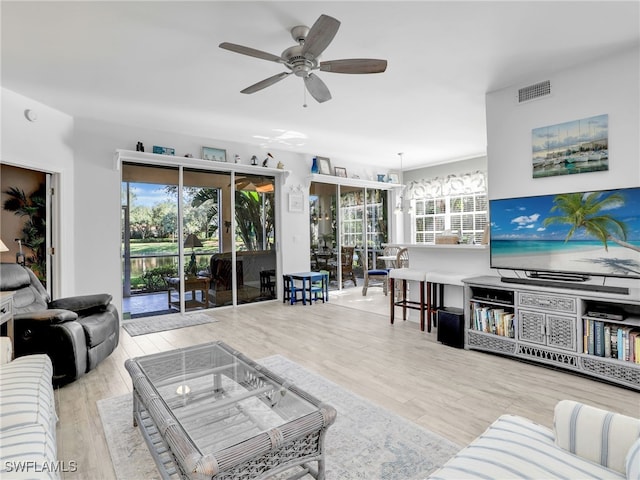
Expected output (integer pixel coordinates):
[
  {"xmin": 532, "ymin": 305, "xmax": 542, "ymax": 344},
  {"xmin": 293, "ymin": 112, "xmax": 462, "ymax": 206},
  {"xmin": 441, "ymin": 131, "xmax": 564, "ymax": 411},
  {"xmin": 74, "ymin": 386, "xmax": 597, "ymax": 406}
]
[{"xmin": 219, "ymin": 14, "xmax": 387, "ymax": 103}]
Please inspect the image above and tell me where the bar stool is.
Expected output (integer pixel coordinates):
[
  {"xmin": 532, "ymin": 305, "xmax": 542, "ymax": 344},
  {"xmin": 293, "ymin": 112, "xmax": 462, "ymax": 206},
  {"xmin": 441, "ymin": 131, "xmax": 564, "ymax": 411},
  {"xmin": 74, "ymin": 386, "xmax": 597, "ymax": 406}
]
[
  {"xmin": 425, "ymin": 272, "xmax": 466, "ymax": 327},
  {"xmin": 362, "ymin": 246, "xmax": 398, "ymax": 296},
  {"xmin": 389, "ymin": 248, "xmax": 431, "ymax": 332}
]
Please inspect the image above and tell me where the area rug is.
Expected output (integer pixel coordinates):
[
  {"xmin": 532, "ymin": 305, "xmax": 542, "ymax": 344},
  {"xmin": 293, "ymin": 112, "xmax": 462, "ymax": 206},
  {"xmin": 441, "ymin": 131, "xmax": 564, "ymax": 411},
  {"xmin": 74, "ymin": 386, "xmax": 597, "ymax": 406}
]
[
  {"xmin": 98, "ymin": 355, "xmax": 461, "ymax": 480},
  {"xmin": 122, "ymin": 312, "xmax": 218, "ymax": 337}
]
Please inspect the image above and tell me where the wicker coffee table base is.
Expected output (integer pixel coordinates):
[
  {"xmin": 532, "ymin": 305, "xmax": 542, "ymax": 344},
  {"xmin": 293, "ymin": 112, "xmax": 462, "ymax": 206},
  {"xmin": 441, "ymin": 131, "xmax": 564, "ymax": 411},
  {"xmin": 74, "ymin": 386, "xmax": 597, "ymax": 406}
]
[{"xmin": 126, "ymin": 342, "xmax": 336, "ymax": 480}]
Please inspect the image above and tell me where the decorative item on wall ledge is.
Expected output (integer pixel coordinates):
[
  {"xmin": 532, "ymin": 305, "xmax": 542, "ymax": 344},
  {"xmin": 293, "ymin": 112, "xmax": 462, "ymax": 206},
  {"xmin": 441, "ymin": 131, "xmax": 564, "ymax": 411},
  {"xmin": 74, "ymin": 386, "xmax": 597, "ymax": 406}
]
[
  {"xmin": 288, "ymin": 192, "xmax": 304, "ymax": 213},
  {"xmin": 317, "ymin": 156, "xmax": 332, "ymax": 175},
  {"xmin": 377, "ymin": 174, "xmax": 386, "ymax": 182},
  {"xmin": 532, "ymin": 113, "xmax": 608, "ymax": 179},
  {"xmin": 311, "ymin": 157, "xmax": 319, "ymax": 174},
  {"xmin": 387, "ymin": 172, "xmax": 400, "ymax": 184},
  {"xmin": 202, "ymin": 146, "xmax": 226, "ymax": 162},
  {"xmin": 334, "ymin": 166, "xmax": 347, "ymax": 178},
  {"xmin": 152, "ymin": 145, "xmax": 175, "ymax": 155},
  {"xmin": 136, "ymin": 141, "xmax": 144, "ymax": 152}
]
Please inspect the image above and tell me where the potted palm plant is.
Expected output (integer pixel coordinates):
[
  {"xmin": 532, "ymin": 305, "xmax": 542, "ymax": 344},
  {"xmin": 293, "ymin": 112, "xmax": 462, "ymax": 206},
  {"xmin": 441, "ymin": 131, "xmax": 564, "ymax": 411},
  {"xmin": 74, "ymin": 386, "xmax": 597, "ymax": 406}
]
[{"xmin": 3, "ymin": 183, "xmax": 47, "ymax": 282}]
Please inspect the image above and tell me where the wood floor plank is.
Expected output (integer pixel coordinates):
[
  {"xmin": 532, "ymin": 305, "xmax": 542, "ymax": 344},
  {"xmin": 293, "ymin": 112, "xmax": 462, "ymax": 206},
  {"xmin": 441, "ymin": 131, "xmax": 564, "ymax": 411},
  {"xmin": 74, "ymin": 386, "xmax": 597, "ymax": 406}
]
[{"xmin": 57, "ymin": 290, "xmax": 640, "ymax": 479}]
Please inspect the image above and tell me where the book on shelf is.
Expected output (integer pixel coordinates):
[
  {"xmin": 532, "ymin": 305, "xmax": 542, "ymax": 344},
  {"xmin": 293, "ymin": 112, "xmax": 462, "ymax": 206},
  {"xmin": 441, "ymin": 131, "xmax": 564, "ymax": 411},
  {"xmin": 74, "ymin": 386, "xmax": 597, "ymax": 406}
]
[
  {"xmin": 493, "ymin": 309, "xmax": 505, "ymax": 335},
  {"xmin": 471, "ymin": 302, "xmax": 514, "ymax": 338},
  {"xmin": 588, "ymin": 319, "xmax": 595, "ymax": 356},
  {"xmin": 594, "ymin": 321, "xmax": 605, "ymax": 357},
  {"xmin": 604, "ymin": 325, "xmax": 611, "ymax": 358},
  {"xmin": 630, "ymin": 329, "xmax": 640, "ymax": 363},
  {"xmin": 581, "ymin": 321, "xmax": 640, "ymax": 363},
  {"xmin": 615, "ymin": 327, "xmax": 640, "ymax": 362},
  {"xmin": 610, "ymin": 325, "xmax": 619, "ymax": 359}
]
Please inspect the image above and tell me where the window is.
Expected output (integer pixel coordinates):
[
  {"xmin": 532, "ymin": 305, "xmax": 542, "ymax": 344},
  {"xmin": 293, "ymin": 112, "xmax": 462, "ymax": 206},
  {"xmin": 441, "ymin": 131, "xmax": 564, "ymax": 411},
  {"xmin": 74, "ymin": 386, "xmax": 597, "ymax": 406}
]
[{"xmin": 410, "ymin": 171, "xmax": 487, "ymax": 244}]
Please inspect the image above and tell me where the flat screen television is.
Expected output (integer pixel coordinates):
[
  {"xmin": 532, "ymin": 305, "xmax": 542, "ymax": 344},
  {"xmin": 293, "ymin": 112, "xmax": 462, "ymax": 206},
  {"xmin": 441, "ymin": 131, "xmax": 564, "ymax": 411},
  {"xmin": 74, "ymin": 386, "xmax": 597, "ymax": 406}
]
[{"xmin": 489, "ymin": 187, "xmax": 640, "ymax": 284}]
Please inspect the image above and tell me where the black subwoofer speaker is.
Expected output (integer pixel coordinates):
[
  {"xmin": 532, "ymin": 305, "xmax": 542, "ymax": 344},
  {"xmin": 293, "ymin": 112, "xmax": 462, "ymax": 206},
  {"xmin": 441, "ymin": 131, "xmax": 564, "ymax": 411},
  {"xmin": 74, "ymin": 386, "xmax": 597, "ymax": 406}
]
[{"xmin": 437, "ymin": 307, "xmax": 465, "ymax": 348}]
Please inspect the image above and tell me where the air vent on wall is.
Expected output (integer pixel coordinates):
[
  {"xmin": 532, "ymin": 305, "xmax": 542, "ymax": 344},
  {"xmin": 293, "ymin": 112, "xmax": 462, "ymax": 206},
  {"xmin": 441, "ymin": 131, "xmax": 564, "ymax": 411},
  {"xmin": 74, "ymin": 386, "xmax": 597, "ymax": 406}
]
[{"xmin": 517, "ymin": 80, "xmax": 551, "ymax": 103}]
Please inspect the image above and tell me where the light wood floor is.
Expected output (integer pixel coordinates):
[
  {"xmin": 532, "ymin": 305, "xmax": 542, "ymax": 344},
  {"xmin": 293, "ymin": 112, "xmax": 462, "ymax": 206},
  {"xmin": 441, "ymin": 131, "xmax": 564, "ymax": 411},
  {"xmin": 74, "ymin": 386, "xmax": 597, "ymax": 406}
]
[{"xmin": 56, "ymin": 290, "xmax": 640, "ymax": 479}]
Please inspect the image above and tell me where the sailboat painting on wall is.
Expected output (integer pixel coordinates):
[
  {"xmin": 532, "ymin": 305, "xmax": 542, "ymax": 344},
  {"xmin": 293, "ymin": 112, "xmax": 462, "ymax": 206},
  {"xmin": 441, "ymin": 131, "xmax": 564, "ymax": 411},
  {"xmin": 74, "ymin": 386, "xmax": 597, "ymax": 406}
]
[{"xmin": 532, "ymin": 114, "xmax": 608, "ymax": 178}]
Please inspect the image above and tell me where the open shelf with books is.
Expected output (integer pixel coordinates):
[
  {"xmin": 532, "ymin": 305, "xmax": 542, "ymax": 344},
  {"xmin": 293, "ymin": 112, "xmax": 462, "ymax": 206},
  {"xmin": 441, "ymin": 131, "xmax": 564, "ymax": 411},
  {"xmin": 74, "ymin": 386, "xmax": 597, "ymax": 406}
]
[
  {"xmin": 469, "ymin": 286, "xmax": 515, "ymax": 338},
  {"xmin": 463, "ymin": 276, "xmax": 640, "ymax": 391},
  {"xmin": 467, "ymin": 284, "xmax": 517, "ymax": 355},
  {"xmin": 581, "ymin": 300, "xmax": 640, "ymax": 364}
]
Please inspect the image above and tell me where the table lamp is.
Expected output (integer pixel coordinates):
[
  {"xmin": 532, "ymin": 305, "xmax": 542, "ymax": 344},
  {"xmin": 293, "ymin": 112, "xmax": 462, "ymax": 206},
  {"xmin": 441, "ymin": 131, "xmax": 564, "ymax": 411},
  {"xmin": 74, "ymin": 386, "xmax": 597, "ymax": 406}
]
[{"xmin": 184, "ymin": 234, "xmax": 203, "ymax": 277}]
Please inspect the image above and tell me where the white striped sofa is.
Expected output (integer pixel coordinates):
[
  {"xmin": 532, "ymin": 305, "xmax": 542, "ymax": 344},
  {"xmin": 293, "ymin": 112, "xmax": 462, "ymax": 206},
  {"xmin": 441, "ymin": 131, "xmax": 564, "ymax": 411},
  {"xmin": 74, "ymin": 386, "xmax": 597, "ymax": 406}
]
[
  {"xmin": 429, "ymin": 400, "xmax": 640, "ymax": 479},
  {"xmin": 0, "ymin": 354, "xmax": 59, "ymax": 480}
]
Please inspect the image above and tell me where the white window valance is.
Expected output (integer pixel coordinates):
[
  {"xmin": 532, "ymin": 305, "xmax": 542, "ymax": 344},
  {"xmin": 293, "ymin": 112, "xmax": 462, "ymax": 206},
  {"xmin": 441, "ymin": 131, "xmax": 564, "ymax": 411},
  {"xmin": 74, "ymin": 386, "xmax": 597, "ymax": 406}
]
[{"xmin": 408, "ymin": 170, "xmax": 487, "ymax": 199}]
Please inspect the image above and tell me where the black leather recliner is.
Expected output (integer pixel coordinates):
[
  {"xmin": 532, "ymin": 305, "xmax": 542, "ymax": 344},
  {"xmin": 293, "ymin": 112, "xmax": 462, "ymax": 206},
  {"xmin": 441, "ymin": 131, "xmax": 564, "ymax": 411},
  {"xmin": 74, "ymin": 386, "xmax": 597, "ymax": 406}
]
[{"xmin": 0, "ymin": 263, "xmax": 119, "ymax": 386}]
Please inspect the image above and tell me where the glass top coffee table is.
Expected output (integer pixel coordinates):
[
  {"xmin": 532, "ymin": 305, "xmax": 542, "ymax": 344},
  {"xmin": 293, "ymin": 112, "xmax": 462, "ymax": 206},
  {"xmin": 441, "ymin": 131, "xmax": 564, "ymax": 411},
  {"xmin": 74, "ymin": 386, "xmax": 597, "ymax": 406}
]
[{"xmin": 125, "ymin": 341, "xmax": 336, "ymax": 480}]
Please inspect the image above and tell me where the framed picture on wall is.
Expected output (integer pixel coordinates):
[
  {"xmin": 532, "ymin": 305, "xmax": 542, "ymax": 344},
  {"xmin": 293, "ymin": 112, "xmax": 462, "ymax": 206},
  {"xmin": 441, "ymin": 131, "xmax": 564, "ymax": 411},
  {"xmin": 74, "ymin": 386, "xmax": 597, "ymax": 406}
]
[
  {"xmin": 317, "ymin": 156, "xmax": 332, "ymax": 175},
  {"xmin": 532, "ymin": 114, "xmax": 608, "ymax": 178},
  {"xmin": 387, "ymin": 172, "xmax": 400, "ymax": 183},
  {"xmin": 202, "ymin": 146, "xmax": 227, "ymax": 162},
  {"xmin": 288, "ymin": 193, "xmax": 304, "ymax": 213},
  {"xmin": 334, "ymin": 166, "xmax": 347, "ymax": 177}
]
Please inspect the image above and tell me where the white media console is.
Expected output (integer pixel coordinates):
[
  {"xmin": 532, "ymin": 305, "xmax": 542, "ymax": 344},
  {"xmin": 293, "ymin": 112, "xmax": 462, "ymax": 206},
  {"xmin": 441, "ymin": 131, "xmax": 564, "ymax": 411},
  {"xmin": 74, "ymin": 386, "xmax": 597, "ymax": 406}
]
[{"xmin": 463, "ymin": 275, "xmax": 640, "ymax": 391}]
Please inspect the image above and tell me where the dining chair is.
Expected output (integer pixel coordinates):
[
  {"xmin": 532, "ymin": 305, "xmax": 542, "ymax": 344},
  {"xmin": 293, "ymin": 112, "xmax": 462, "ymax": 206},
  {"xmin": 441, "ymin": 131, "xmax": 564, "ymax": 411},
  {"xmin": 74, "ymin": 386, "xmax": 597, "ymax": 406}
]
[{"xmin": 341, "ymin": 246, "xmax": 357, "ymax": 287}]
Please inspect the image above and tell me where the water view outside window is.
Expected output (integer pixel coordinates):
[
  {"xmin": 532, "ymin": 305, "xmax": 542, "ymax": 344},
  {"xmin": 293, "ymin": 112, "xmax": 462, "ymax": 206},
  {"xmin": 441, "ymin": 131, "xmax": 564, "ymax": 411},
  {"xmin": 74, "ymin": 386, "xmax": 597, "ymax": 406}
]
[{"xmin": 121, "ymin": 163, "xmax": 276, "ymax": 318}]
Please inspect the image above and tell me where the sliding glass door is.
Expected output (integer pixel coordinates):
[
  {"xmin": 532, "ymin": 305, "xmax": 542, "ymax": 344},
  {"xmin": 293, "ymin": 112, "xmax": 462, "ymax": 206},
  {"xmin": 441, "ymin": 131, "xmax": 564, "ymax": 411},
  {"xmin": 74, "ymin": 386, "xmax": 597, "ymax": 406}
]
[
  {"xmin": 310, "ymin": 181, "xmax": 389, "ymax": 291},
  {"xmin": 121, "ymin": 164, "xmax": 179, "ymax": 318},
  {"xmin": 310, "ymin": 182, "xmax": 338, "ymax": 287},
  {"xmin": 234, "ymin": 174, "xmax": 276, "ymax": 304},
  {"xmin": 121, "ymin": 162, "xmax": 277, "ymax": 319}
]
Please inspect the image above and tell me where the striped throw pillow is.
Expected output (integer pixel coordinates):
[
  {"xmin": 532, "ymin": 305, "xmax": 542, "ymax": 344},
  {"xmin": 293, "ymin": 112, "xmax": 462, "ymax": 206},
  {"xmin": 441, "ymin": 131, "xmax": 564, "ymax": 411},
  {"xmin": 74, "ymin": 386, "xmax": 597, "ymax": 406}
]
[{"xmin": 554, "ymin": 400, "xmax": 640, "ymax": 475}]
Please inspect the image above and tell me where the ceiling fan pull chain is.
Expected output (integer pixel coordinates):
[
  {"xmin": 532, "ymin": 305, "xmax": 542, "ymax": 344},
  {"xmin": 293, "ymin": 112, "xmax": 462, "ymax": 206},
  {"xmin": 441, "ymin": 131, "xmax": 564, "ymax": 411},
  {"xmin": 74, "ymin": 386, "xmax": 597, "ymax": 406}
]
[{"xmin": 303, "ymin": 82, "xmax": 308, "ymax": 108}]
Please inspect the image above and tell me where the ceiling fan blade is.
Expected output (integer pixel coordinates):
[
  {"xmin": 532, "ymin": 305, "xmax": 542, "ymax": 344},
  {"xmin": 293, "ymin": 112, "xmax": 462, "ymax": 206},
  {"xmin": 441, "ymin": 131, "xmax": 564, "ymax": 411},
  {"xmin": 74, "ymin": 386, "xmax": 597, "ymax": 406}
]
[
  {"xmin": 304, "ymin": 73, "xmax": 332, "ymax": 103},
  {"xmin": 219, "ymin": 42, "xmax": 287, "ymax": 64},
  {"xmin": 320, "ymin": 59, "xmax": 388, "ymax": 74},
  {"xmin": 301, "ymin": 14, "xmax": 340, "ymax": 59},
  {"xmin": 241, "ymin": 72, "xmax": 292, "ymax": 94}
]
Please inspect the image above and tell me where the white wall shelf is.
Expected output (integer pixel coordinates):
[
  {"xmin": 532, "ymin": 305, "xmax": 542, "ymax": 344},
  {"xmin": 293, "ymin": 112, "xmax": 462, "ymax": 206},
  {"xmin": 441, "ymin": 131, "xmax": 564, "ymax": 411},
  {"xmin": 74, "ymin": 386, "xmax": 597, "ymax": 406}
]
[
  {"xmin": 307, "ymin": 173, "xmax": 402, "ymax": 190},
  {"xmin": 115, "ymin": 149, "xmax": 290, "ymax": 178}
]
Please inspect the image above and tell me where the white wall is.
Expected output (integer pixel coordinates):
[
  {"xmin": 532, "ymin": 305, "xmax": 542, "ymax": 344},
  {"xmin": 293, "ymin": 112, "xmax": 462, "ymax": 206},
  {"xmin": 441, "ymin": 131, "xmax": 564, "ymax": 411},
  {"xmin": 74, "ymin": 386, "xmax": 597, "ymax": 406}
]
[
  {"xmin": 486, "ymin": 47, "xmax": 639, "ymax": 199},
  {"xmin": 72, "ymin": 118, "xmax": 319, "ymax": 312},
  {"xmin": 1, "ymin": 87, "xmax": 398, "ymax": 313},
  {"xmin": 485, "ymin": 46, "xmax": 639, "ymax": 289},
  {"xmin": 3, "ymin": 45, "xmax": 638, "ymax": 303},
  {"xmin": 404, "ymin": 156, "xmax": 488, "ymax": 183},
  {"xmin": 1, "ymin": 88, "xmax": 76, "ymax": 298}
]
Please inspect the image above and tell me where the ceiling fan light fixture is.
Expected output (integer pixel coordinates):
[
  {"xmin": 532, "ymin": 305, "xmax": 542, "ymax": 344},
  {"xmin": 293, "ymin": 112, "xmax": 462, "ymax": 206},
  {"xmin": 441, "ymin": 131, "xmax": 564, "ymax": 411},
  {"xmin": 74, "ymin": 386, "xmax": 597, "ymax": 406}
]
[{"xmin": 219, "ymin": 14, "xmax": 387, "ymax": 103}]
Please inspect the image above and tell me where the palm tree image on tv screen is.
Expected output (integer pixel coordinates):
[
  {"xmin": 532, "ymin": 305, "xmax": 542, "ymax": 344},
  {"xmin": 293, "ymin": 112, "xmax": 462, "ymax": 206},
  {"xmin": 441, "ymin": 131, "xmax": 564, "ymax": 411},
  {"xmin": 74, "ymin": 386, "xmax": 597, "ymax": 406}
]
[{"xmin": 489, "ymin": 187, "xmax": 640, "ymax": 279}]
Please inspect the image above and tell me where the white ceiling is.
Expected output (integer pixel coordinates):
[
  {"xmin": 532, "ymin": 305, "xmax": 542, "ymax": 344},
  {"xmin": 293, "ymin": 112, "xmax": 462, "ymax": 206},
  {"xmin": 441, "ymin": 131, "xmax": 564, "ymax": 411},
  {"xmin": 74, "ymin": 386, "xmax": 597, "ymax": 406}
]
[{"xmin": 2, "ymin": 1, "xmax": 638, "ymax": 170}]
